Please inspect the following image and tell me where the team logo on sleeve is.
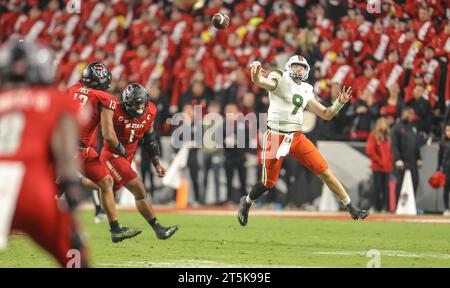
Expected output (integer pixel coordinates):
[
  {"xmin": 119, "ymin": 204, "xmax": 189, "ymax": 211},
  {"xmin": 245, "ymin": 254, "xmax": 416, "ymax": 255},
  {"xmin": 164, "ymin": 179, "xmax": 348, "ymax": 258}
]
[
  {"xmin": 147, "ymin": 114, "xmax": 151, "ymax": 121},
  {"xmin": 118, "ymin": 116, "xmax": 124, "ymax": 122}
]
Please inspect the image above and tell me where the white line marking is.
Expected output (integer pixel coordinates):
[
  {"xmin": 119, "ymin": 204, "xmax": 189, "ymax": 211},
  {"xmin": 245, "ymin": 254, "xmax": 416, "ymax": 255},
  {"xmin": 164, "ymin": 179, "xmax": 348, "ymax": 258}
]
[
  {"xmin": 313, "ymin": 250, "xmax": 450, "ymax": 260},
  {"xmin": 97, "ymin": 259, "xmax": 318, "ymax": 268}
]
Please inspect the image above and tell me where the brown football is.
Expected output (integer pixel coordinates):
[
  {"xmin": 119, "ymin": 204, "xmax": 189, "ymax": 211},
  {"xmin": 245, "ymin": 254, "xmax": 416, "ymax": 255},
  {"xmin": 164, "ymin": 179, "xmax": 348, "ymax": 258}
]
[{"xmin": 211, "ymin": 13, "xmax": 230, "ymax": 29}]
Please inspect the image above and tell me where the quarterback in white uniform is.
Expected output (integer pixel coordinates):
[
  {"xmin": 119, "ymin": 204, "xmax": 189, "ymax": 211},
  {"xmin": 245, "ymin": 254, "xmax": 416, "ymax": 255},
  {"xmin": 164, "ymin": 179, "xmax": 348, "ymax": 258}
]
[{"xmin": 238, "ymin": 55, "xmax": 369, "ymax": 226}]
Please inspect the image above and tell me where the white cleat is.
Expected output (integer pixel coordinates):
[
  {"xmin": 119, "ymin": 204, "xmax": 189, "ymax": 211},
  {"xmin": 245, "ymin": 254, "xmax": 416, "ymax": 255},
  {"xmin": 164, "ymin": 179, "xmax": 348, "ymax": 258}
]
[{"xmin": 94, "ymin": 212, "xmax": 107, "ymax": 224}]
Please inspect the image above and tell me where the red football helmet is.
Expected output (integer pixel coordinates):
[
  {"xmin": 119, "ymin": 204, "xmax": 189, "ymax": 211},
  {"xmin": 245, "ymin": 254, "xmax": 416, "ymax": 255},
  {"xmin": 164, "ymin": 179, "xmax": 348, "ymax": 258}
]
[{"xmin": 428, "ymin": 171, "xmax": 446, "ymax": 189}]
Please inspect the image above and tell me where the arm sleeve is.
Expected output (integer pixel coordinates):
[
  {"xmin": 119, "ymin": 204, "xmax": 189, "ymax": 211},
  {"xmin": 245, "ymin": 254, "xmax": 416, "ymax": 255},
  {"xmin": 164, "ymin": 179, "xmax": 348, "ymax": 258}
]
[
  {"xmin": 268, "ymin": 69, "xmax": 283, "ymax": 96},
  {"xmin": 143, "ymin": 130, "xmax": 161, "ymax": 159}
]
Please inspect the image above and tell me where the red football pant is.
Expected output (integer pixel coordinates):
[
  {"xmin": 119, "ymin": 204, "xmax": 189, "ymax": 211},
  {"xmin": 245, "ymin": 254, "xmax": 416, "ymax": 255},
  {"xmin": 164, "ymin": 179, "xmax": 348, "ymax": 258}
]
[
  {"xmin": 100, "ymin": 148, "xmax": 137, "ymax": 191},
  {"xmin": 78, "ymin": 146, "xmax": 110, "ymax": 183},
  {"xmin": 11, "ymin": 171, "xmax": 88, "ymax": 267}
]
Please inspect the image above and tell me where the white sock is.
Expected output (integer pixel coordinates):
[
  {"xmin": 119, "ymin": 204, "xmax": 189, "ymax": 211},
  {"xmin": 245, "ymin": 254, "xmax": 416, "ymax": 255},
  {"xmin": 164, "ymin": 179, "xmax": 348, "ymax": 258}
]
[
  {"xmin": 340, "ymin": 196, "xmax": 351, "ymax": 206},
  {"xmin": 245, "ymin": 195, "xmax": 253, "ymax": 204}
]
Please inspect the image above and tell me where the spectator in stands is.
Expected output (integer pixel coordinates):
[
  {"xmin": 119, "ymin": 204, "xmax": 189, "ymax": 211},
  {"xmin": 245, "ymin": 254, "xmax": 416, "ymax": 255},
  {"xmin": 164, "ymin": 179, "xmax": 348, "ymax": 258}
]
[
  {"xmin": 221, "ymin": 68, "xmax": 250, "ymax": 110},
  {"xmin": 347, "ymin": 88, "xmax": 380, "ymax": 141},
  {"xmin": 353, "ymin": 60, "xmax": 387, "ymax": 103},
  {"xmin": 420, "ymin": 45, "xmax": 441, "ymax": 97},
  {"xmin": 55, "ymin": 50, "xmax": 79, "ymax": 88},
  {"xmin": 327, "ymin": 50, "xmax": 355, "ymax": 87},
  {"xmin": 223, "ymin": 103, "xmax": 248, "ymax": 205},
  {"xmin": 379, "ymin": 83, "xmax": 401, "ymax": 125},
  {"xmin": 437, "ymin": 124, "xmax": 450, "ymax": 216},
  {"xmin": 316, "ymin": 82, "xmax": 349, "ymax": 140},
  {"xmin": 180, "ymin": 104, "xmax": 203, "ymax": 206},
  {"xmin": 375, "ymin": 50, "xmax": 405, "ymax": 95},
  {"xmin": 391, "ymin": 106, "xmax": 423, "ymax": 200},
  {"xmin": 406, "ymin": 84, "xmax": 433, "ymax": 142},
  {"xmin": 366, "ymin": 117, "xmax": 394, "ymax": 212},
  {"xmin": 179, "ymin": 80, "xmax": 213, "ymax": 114},
  {"xmin": 202, "ymin": 100, "xmax": 224, "ymax": 205},
  {"xmin": 295, "ymin": 28, "xmax": 323, "ymax": 83}
]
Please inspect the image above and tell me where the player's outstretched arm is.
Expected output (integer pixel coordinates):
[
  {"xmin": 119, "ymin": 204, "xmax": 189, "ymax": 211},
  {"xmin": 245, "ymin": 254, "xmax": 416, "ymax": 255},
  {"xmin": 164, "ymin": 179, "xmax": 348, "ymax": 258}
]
[
  {"xmin": 307, "ymin": 86, "xmax": 352, "ymax": 121},
  {"xmin": 250, "ymin": 61, "xmax": 277, "ymax": 91}
]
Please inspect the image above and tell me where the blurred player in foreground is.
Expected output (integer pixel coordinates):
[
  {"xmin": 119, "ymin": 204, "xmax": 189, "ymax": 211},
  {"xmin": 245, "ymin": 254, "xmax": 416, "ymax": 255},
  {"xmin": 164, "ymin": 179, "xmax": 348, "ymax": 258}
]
[
  {"xmin": 0, "ymin": 40, "xmax": 88, "ymax": 267},
  {"xmin": 238, "ymin": 55, "xmax": 369, "ymax": 226}
]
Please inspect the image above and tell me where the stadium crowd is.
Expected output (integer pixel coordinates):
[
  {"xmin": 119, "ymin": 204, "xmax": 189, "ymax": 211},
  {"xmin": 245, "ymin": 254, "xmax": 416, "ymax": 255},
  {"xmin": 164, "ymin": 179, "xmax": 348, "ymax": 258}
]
[{"xmin": 1, "ymin": 0, "xmax": 450, "ymax": 211}]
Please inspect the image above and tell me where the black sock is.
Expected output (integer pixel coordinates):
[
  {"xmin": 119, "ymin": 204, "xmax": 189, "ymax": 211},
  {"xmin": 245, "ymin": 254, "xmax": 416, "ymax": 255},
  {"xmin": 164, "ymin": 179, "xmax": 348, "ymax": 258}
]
[
  {"xmin": 148, "ymin": 218, "xmax": 161, "ymax": 230},
  {"xmin": 93, "ymin": 190, "xmax": 102, "ymax": 214},
  {"xmin": 95, "ymin": 205, "xmax": 102, "ymax": 215},
  {"xmin": 249, "ymin": 181, "xmax": 267, "ymax": 201},
  {"xmin": 109, "ymin": 220, "xmax": 120, "ymax": 232}
]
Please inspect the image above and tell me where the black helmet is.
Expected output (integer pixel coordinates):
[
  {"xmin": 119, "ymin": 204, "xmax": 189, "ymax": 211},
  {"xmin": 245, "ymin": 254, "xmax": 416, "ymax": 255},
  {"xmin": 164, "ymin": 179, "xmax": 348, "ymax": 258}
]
[
  {"xmin": 121, "ymin": 83, "xmax": 149, "ymax": 118},
  {"xmin": 0, "ymin": 40, "xmax": 55, "ymax": 86},
  {"xmin": 81, "ymin": 62, "xmax": 112, "ymax": 90}
]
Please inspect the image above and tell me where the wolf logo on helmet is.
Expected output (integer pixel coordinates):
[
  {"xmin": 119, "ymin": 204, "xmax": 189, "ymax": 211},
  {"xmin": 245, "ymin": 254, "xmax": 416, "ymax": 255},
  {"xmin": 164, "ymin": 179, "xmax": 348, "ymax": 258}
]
[
  {"xmin": 81, "ymin": 62, "xmax": 112, "ymax": 90},
  {"xmin": 93, "ymin": 63, "xmax": 109, "ymax": 78},
  {"xmin": 284, "ymin": 55, "xmax": 310, "ymax": 82}
]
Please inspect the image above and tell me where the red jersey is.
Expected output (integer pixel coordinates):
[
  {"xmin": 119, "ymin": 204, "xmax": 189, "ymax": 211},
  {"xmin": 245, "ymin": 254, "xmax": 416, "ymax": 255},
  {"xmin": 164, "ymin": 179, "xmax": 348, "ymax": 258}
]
[
  {"xmin": 0, "ymin": 87, "xmax": 79, "ymax": 166},
  {"xmin": 103, "ymin": 102, "xmax": 157, "ymax": 158},
  {"xmin": 365, "ymin": 132, "xmax": 393, "ymax": 173},
  {"xmin": 69, "ymin": 82, "xmax": 118, "ymax": 146},
  {"xmin": 0, "ymin": 87, "xmax": 88, "ymax": 266}
]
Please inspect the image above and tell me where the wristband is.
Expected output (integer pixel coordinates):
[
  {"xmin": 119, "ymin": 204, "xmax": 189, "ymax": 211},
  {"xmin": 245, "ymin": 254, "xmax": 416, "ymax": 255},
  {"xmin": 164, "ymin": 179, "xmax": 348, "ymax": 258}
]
[{"xmin": 330, "ymin": 100, "xmax": 345, "ymax": 114}]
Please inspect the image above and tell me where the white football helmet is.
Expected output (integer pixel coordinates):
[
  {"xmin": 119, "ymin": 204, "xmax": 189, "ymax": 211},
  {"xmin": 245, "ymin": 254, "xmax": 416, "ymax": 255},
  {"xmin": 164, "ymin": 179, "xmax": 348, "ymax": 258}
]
[{"xmin": 284, "ymin": 55, "xmax": 310, "ymax": 81}]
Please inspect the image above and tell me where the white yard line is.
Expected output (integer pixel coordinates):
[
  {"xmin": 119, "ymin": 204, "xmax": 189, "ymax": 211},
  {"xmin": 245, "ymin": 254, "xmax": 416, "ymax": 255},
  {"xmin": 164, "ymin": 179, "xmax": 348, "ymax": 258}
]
[
  {"xmin": 96, "ymin": 259, "xmax": 314, "ymax": 268},
  {"xmin": 313, "ymin": 250, "xmax": 450, "ymax": 260}
]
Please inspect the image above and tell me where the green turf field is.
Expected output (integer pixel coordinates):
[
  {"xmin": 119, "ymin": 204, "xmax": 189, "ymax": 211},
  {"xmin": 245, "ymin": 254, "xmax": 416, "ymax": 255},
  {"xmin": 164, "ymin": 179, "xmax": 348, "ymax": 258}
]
[{"xmin": 1, "ymin": 210, "xmax": 449, "ymax": 268}]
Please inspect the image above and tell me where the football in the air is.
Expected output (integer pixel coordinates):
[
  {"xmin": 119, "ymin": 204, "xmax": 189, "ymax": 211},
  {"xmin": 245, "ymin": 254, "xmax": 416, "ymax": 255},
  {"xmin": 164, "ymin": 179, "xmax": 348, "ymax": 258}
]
[{"xmin": 211, "ymin": 13, "xmax": 230, "ymax": 29}]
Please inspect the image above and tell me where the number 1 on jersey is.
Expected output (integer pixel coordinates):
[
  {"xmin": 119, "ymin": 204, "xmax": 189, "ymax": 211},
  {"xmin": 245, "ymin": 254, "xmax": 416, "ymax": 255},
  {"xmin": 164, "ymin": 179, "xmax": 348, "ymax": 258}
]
[
  {"xmin": 291, "ymin": 94, "xmax": 304, "ymax": 115},
  {"xmin": 129, "ymin": 129, "xmax": 135, "ymax": 143}
]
